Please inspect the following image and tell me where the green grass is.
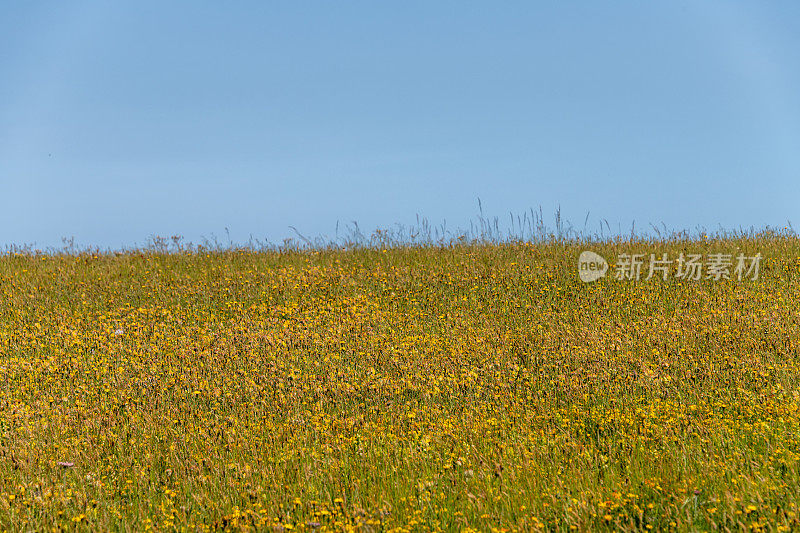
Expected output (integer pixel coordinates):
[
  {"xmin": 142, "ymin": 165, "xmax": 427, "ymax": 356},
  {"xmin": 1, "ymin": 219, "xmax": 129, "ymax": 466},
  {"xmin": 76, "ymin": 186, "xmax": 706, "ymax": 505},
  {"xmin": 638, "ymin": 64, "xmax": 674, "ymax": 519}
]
[{"xmin": 1, "ymin": 234, "xmax": 800, "ymax": 531}]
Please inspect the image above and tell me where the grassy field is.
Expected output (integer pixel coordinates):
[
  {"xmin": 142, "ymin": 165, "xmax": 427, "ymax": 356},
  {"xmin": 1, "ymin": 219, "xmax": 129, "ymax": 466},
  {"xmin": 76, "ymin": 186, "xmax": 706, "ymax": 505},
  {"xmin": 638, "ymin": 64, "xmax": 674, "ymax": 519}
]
[{"xmin": 2, "ymin": 235, "xmax": 800, "ymax": 531}]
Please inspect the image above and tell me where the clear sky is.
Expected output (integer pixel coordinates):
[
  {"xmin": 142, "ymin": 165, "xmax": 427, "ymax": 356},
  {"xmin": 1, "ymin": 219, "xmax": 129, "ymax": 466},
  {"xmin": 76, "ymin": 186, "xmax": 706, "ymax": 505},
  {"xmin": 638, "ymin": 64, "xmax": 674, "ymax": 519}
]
[{"xmin": 2, "ymin": 2, "xmax": 799, "ymax": 249}]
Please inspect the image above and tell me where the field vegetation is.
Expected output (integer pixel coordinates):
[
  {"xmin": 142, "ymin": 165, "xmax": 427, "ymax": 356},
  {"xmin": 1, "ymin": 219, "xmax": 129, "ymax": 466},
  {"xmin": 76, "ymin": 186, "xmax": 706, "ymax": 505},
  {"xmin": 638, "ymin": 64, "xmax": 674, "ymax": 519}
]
[{"xmin": 2, "ymin": 228, "xmax": 800, "ymax": 531}]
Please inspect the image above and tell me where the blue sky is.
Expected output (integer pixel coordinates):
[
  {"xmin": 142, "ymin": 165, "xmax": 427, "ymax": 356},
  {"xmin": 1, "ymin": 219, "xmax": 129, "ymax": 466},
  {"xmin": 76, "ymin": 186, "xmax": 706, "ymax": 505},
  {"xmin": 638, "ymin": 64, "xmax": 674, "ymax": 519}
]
[{"xmin": 1, "ymin": 2, "xmax": 799, "ymax": 248}]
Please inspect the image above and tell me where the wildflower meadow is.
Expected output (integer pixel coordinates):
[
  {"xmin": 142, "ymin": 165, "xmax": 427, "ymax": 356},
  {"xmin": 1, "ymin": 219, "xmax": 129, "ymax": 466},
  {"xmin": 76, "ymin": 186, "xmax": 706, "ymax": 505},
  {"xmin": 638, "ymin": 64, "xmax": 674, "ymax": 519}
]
[{"xmin": 2, "ymin": 232, "xmax": 800, "ymax": 531}]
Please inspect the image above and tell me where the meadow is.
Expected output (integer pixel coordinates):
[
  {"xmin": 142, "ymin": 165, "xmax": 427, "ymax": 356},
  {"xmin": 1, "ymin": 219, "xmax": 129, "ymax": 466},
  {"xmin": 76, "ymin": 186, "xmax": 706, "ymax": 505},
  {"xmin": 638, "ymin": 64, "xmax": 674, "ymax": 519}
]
[{"xmin": 1, "ymin": 233, "xmax": 800, "ymax": 531}]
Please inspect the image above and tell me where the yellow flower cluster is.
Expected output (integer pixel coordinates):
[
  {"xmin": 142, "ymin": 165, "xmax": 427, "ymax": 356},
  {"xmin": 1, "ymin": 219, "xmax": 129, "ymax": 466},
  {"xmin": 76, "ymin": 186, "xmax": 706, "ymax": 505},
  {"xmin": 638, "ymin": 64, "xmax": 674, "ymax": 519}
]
[{"xmin": 1, "ymin": 238, "xmax": 799, "ymax": 530}]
